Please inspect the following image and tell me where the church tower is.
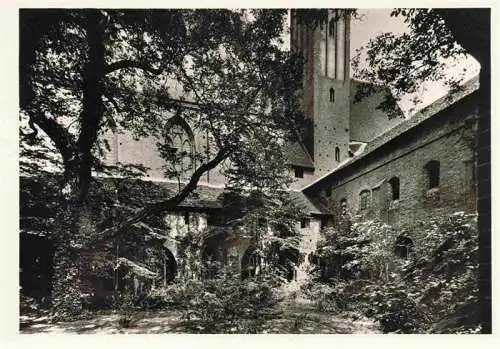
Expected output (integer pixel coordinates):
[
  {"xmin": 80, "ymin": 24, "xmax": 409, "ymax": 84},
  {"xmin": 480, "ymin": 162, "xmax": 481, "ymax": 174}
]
[{"xmin": 291, "ymin": 9, "xmax": 352, "ymax": 176}]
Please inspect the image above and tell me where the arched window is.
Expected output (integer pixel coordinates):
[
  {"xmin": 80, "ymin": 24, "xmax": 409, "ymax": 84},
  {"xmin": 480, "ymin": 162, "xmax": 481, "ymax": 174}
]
[
  {"xmin": 388, "ymin": 177, "xmax": 400, "ymax": 200},
  {"xmin": 340, "ymin": 198, "xmax": 347, "ymax": 215},
  {"xmin": 201, "ymin": 232, "xmax": 227, "ymax": 279},
  {"xmin": 328, "ymin": 18, "xmax": 335, "ymax": 37},
  {"xmin": 335, "ymin": 147, "xmax": 340, "ymax": 162},
  {"xmin": 329, "ymin": 88, "xmax": 335, "ymax": 103},
  {"xmin": 425, "ymin": 160, "xmax": 440, "ymax": 189},
  {"xmin": 359, "ymin": 190, "xmax": 370, "ymax": 210},
  {"xmin": 160, "ymin": 248, "xmax": 177, "ymax": 286},
  {"xmin": 164, "ymin": 117, "xmax": 195, "ymax": 178},
  {"xmin": 394, "ymin": 235, "xmax": 414, "ymax": 259},
  {"xmin": 241, "ymin": 246, "xmax": 263, "ymax": 280}
]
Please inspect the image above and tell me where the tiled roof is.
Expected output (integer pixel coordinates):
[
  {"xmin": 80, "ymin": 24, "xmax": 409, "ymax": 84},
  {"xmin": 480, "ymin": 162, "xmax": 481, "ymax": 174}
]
[
  {"xmin": 116, "ymin": 178, "xmax": 328, "ymax": 215},
  {"xmin": 350, "ymin": 77, "xmax": 478, "ymax": 163},
  {"xmin": 285, "ymin": 141, "xmax": 314, "ymax": 169},
  {"xmin": 301, "ymin": 76, "xmax": 479, "ymax": 191},
  {"xmin": 289, "ymin": 190, "xmax": 329, "ymax": 215},
  {"xmin": 151, "ymin": 180, "xmax": 224, "ymax": 209}
]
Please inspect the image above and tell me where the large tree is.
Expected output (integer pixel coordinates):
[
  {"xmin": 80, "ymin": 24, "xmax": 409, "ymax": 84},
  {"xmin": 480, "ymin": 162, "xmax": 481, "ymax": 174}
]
[{"xmin": 19, "ymin": 9, "xmax": 304, "ymax": 316}]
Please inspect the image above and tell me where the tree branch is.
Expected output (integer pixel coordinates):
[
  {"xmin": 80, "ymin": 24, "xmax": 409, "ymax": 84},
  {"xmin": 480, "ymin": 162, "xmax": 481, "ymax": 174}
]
[
  {"xmin": 27, "ymin": 107, "xmax": 76, "ymax": 171},
  {"xmin": 104, "ymin": 59, "xmax": 164, "ymax": 75},
  {"xmin": 99, "ymin": 146, "xmax": 231, "ymax": 241},
  {"xmin": 177, "ymin": 65, "xmax": 226, "ymax": 149}
]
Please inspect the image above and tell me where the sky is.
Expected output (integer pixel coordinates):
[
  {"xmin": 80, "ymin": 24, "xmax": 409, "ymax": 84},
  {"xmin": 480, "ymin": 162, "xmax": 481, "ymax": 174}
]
[{"xmin": 283, "ymin": 9, "xmax": 481, "ymax": 117}]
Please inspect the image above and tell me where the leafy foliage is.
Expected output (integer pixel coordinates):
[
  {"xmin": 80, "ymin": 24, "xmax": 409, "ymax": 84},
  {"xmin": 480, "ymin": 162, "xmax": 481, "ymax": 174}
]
[
  {"xmin": 351, "ymin": 9, "xmax": 474, "ymax": 116},
  {"xmin": 20, "ymin": 9, "xmax": 308, "ymax": 316},
  {"xmin": 307, "ymin": 212, "xmax": 479, "ymax": 333},
  {"xmin": 139, "ymin": 268, "xmax": 282, "ymax": 333}
]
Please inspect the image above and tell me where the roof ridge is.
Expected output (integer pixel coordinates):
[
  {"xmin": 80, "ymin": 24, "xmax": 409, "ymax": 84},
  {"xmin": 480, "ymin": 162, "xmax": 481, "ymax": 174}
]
[{"xmin": 300, "ymin": 75, "xmax": 479, "ymax": 192}]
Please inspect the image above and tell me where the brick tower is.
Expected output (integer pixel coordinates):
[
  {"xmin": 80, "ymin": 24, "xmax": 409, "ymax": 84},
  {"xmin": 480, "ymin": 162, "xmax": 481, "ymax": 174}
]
[{"xmin": 290, "ymin": 9, "xmax": 352, "ymax": 176}]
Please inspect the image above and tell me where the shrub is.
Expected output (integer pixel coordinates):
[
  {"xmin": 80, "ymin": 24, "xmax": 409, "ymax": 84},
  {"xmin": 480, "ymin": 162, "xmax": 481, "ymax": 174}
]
[
  {"xmin": 310, "ymin": 212, "xmax": 479, "ymax": 333},
  {"xmin": 156, "ymin": 268, "xmax": 282, "ymax": 333}
]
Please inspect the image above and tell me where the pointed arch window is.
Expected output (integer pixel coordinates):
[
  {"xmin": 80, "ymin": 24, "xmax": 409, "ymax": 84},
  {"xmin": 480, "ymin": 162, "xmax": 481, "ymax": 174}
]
[
  {"xmin": 329, "ymin": 88, "xmax": 335, "ymax": 103},
  {"xmin": 335, "ymin": 147, "xmax": 340, "ymax": 162},
  {"xmin": 165, "ymin": 117, "xmax": 195, "ymax": 178},
  {"xmin": 359, "ymin": 190, "xmax": 370, "ymax": 210},
  {"xmin": 388, "ymin": 177, "xmax": 400, "ymax": 200}
]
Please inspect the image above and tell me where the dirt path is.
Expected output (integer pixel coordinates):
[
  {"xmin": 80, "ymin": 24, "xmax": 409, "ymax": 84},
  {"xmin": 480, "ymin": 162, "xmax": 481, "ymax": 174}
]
[
  {"xmin": 262, "ymin": 296, "xmax": 380, "ymax": 334},
  {"xmin": 20, "ymin": 298, "xmax": 380, "ymax": 334}
]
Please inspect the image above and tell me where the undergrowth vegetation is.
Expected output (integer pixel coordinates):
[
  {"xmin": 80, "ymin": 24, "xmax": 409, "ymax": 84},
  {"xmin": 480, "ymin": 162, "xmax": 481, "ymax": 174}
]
[
  {"xmin": 117, "ymin": 267, "xmax": 284, "ymax": 333},
  {"xmin": 303, "ymin": 211, "xmax": 480, "ymax": 333}
]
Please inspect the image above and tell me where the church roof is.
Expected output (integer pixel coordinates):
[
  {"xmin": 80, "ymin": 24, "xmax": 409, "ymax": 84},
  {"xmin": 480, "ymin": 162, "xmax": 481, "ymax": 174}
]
[{"xmin": 285, "ymin": 141, "xmax": 315, "ymax": 169}]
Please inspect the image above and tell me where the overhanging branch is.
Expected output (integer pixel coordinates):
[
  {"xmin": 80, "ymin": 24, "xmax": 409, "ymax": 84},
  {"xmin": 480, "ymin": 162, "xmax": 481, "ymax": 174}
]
[
  {"xmin": 99, "ymin": 146, "xmax": 230, "ymax": 241},
  {"xmin": 104, "ymin": 59, "xmax": 164, "ymax": 75},
  {"xmin": 26, "ymin": 107, "xmax": 76, "ymax": 171}
]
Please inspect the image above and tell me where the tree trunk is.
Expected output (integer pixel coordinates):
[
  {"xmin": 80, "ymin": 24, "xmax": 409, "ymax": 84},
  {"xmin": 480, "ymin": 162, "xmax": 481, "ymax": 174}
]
[
  {"xmin": 51, "ymin": 205, "xmax": 97, "ymax": 319},
  {"xmin": 51, "ymin": 10, "xmax": 106, "ymax": 318}
]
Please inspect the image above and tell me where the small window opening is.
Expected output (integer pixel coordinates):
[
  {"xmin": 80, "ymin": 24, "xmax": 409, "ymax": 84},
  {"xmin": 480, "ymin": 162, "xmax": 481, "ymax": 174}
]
[
  {"xmin": 359, "ymin": 190, "xmax": 370, "ymax": 210},
  {"xmin": 425, "ymin": 160, "xmax": 440, "ymax": 189},
  {"xmin": 320, "ymin": 217, "xmax": 329, "ymax": 229},
  {"xmin": 183, "ymin": 212, "xmax": 190, "ymax": 225},
  {"xmin": 394, "ymin": 235, "xmax": 414, "ymax": 259},
  {"xmin": 328, "ymin": 19, "xmax": 335, "ymax": 37},
  {"xmin": 300, "ymin": 218, "xmax": 309, "ymax": 228},
  {"xmin": 340, "ymin": 198, "xmax": 347, "ymax": 216},
  {"xmin": 329, "ymin": 88, "xmax": 335, "ymax": 103},
  {"xmin": 325, "ymin": 186, "xmax": 332, "ymax": 197},
  {"xmin": 389, "ymin": 177, "xmax": 400, "ymax": 200},
  {"xmin": 335, "ymin": 147, "xmax": 340, "ymax": 162},
  {"xmin": 294, "ymin": 167, "xmax": 304, "ymax": 178}
]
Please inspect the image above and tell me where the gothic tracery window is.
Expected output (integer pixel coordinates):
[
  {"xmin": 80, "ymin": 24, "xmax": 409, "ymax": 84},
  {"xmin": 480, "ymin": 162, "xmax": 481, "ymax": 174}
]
[{"xmin": 165, "ymin": 118, "xmax": 195, "ymax": 178}]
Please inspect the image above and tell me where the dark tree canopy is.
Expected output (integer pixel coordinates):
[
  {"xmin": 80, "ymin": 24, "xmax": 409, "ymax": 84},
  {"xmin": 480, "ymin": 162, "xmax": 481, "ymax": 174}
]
[{"xmin": 20, "ymin": 9, "xmax": 306, "ymax": 221}]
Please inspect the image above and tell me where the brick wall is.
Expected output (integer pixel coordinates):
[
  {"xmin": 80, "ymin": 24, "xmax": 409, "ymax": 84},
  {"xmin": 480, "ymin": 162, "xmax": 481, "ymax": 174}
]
[{"xmin": 304, "ymin": 93, "xmax": 479, "ymax": 238}]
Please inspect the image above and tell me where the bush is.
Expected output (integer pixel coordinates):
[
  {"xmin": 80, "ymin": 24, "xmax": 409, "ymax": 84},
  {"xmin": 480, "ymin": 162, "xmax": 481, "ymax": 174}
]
[
  {"xmin": 146, "ymin": 269, "xmax": 282, "ymax": 333},
  {"xmin": 357, "ymin": 280, "xmax": 427, "ymax": 333},
  {"xmin": 310, "ymin": 212, "xmax": 479, "ymax": 333},
  {"xmin": 301, "ymin": 279, "xmax": 349, "ymax": 313}
]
